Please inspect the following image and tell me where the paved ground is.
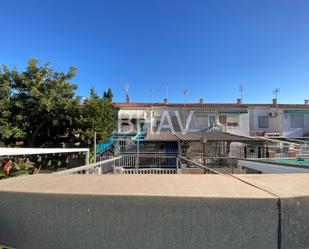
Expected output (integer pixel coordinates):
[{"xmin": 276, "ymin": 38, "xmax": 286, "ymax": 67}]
[{"xmin": 0, "ymin": 174, "xmax": 274, "ymax": 198}]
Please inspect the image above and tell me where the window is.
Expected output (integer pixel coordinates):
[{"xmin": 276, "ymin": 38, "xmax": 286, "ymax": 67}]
[
  {"xmin": 227, "ymin": 115, "xmax": 239, "ymax": 127},
  {"xmin": 258, "ymin": 116, "xmax": 269, "ymax": 128},
  {"xmin": 209, "ymin": 116, "xmax": 216, "ymax": 126},
  {"xmin": 219, "ymin": 115, "xmax": 227, "ymax": 125},
  {"xmin": 291, "ymin": 115, "xmax": 304, "ymax": 128},
  {"xmin": 195, "ymin": 114, "xmax": 208, "ymax": 128}
]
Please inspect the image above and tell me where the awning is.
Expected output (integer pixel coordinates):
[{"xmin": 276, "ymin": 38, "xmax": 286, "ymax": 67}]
[
  {"xmin": 284, "ymin": 110, "xmax": 309, "ymax": 115},
  {"xmin": 218, "ymin": 109, "xmax": 248, "ymax": 114}
]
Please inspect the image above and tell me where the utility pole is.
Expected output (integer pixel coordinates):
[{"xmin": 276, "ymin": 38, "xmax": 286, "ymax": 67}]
[{"xmin": 93, "ymin": 131, "xmax": 97, "ymax": 163}]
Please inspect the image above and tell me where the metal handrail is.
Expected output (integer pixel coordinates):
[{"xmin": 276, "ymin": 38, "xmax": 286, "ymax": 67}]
[
  {"xmin": 55, "ymin": 156, "xmax": 122, "ymax": 174},
  {"xmin": 178, "ymin": 156, "xmax": 222, "ymax": 174}
]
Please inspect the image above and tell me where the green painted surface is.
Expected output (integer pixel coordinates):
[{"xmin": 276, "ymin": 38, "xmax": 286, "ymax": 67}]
[
  {"xmin": 263, "ymin": 159, "xmax": 309, "ymax": 167},
  {"xmin": 284, "ymin": 110, "xmax": 309, "ymax": 114},
  {"xmin": 218, "ymin": 109, "xmax": 248, "ymax": 114}
]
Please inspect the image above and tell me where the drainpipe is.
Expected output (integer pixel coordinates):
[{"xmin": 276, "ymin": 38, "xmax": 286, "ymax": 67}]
[{"xmin": 150, "ymin": 106, "xmax": 153, "ymax": 133}]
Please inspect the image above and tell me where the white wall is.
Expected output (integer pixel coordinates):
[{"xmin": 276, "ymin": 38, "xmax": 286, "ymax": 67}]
[
  {"xmin": 225, "ymin": 113, "xmax": 250, "ymax": 136},
  {"xmin": 282, "ymin": 113, "xmax": 309, "ymax": 137},
  {"xmin": 116, "ymin": 107, "xmax": 249, "ymax": 136},
  {"xmin": 249, "ymin": 107, "xmax": 309, "ymax": 137},
  {"xmin": 249, "ymin": 108, "xmax": 283, "ymax": 133}
]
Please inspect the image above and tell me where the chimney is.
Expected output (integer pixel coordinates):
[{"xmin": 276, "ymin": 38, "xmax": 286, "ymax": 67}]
[
  {"xmin": 199, "ymin": 98, "xmax": 204, "ymax": 104},
  {"xmin": 272, "ymin": 98, "xmax": 277, "ymax": 105},
  {"xmin": 237, "ymin": 98, "xmax": 242, "ymax": 104},
  {"xmin": 163, "ymin": 98, "xmax": 168, "ymax": 104},
  {"xmin": 126, "ymin": 94, "xmax": 131, "ymax": 103},
  {"xmin": 305, "ymin": 99, "xmax": 309, "ymax": 105}
]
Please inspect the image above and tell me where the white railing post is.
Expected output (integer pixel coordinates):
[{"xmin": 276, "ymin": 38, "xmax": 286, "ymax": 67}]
[
  {"xmin": 55, "ymin": 156, "xmax": 122, "ymax": 175},
  {"xmin": 85, "ymin": 151, "xmax": 90, "ymax": 165},
  {"xmin": 136, "ymin": 140, "xmax": 140, "ymax": 169}
]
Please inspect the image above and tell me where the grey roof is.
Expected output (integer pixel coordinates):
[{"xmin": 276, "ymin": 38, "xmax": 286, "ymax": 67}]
[
  {"xmin": 145, "ymin": 132, "xmax": 179, "ymax": 141},
  {"xmin": 145, "ymin": 132, "xmax": 258, "ymax": 142}
]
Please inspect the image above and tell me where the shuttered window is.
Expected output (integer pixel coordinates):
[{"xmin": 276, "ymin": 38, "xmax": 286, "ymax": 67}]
[
  {"xmin": 227, "ymin": 115, "xmax": 239, "ymax": 127},
  {"xmin": 291, "ymin": 115, "xmax": 304, "ymax": 128},
  {"xmin": 258, "ymin": 116, "xmax": 269, "ymax": 128},
  {"xmin": 195, "ymin": 114, "xmax": 208, "ymax": 128}
]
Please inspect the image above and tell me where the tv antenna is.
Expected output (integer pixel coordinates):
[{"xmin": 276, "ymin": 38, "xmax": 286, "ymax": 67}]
[
  {"xmin": 149, "ymin": 88, "xmax": 156, "ymax": 102},
  {"xmin": 183, "ymin": 88, "xmax": 189, "ymax": 99},
  {"xmin": 183, "ymin": 88, "xmax": 189, "ymax": 104},
  {"xmin": 273, "ymin": 88, "xmax": 280, "ymax": 99},
  {"xmin": 124, "ymin": 82, "xmax": 130, "ymax": 102},
  {"xmin": 239, "ymin": 84, "xmax": 244, "ymax": 100},
  {"xmin": 125, "ymin": 82, "xmax": 129, "ymax": 95},
  {"xmin": 165, "ymin": 83, "xmax": 169, "ymax": 100}
]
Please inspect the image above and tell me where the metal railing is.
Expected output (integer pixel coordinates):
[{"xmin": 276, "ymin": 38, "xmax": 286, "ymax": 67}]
[
  {"xmin": 55, "ymin": 155, "xmax": 244, "ymax": 175},
  {"xmin": 55, "ymin": 155, "xmax": 178, "ymax": 174},
  {"xmin": 55, "ymin": 157, "xmax": 122, "ymax": 175},
  {"xmin": 121, "ymin": 168, "xmax": 177, "ymax": 174},
  {"xmin": 115, "ymin": 154, "xmax": 177, "ymax": 168},
  {"xmin": 178, "ymin": 156, "xmax": 222, "ymax": 174},
  {"xmin": 116, "ymin": 145, "xmax": 178, "ymax": 154},
  {"xmin": 183, "ymin": 143, "xmax": 267, "ymax": 159}
]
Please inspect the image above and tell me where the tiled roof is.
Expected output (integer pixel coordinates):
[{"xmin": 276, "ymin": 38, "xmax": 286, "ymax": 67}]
[
  {"xmin": 199, "ymin": 132, "xmax": 255, "ymax": 142},
  {"xmin": 114, "ymin": 102, "xmax": 248, "ymax": 108},
  {"xmin": 145, "ymin": 132, "xmax": 179, "ymax": 141},
  {"xmin": 114, "ymin": 102, "xmax": 309, "ymax": 109},
  {"xmin": 145, "ymin": 132, "xmax": 257, "ymax": 142}
]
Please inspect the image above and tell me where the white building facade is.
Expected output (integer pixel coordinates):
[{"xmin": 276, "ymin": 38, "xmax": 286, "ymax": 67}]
[
  {"xmin": 115, "ymin": 103, "xmax": 249, "ymax": 136},
  {"xmin": 115, "ymin": 99, "xmax": 309, "ymax": 138},
  {"xmin": 249, "ymin": 103, "xmax": 309, "ymax": 137}
]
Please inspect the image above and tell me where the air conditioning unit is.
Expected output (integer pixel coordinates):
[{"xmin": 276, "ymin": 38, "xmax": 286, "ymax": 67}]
[{"xmin": 269, "ymin": 111, "xmax": 278, "ymax": 118}]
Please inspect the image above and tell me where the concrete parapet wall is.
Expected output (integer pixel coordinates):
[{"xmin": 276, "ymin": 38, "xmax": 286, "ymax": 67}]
[
  {"xmin": 235, "ymin": 174, "xmax": 309, "ymax": 249},
  {"xmin": 0, "ymin": 174, "xmax": 308, "ymax": 249}
]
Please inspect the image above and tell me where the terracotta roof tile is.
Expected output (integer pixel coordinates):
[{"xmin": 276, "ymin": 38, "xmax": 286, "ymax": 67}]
[{"xmin": 114, "ymin": 102, "xmax": 309, "ymax": 109}]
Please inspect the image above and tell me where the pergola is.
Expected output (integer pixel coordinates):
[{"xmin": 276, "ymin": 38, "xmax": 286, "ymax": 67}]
[{"xmin": 145, "ymin": 132, "xmax": 266, "ymax": 158}]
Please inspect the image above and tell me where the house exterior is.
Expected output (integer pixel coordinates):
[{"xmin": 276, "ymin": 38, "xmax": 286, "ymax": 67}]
[
  {"xmin": 248, "ymin": 100, "xmax": 309, "ymax": 137},
  {"xmin": 114, "ymin": 102, "xmax": 249, "ymax": 136},
  {"xmin": 114, "ymin": 99, "xmax": 309, "ymax": 138}
]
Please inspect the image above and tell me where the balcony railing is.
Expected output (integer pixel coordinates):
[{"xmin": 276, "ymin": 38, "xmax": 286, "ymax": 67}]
[
  {"xmin": 55, "ymin": 157, "xmax": 122, "ymax": 175},
  {"xmin": 56, "ymin": 155, "xmax": 240, "ymax": 175}
]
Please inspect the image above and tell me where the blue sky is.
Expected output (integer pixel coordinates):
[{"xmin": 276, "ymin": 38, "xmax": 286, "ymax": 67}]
[{"xmin": 1, "ymin": 0, "xmax": 309, "ymax": 103}]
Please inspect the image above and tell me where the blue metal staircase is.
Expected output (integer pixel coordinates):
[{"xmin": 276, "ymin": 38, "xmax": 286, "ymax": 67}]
[
  {"xmin": 96, "ymin": 137, "xmax": 114, "ymax": 154},
  {"xmin": 96, "ymin": 131, "xmax": 147, "ymax": 154}
]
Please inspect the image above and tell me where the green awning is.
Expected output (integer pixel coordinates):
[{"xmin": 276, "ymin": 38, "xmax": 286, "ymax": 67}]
[
  {"xmin": 284, "ymin": 110, "xmax": 309, "ymax": 114},
  {"xmin": 218, "ymin": 109, "xmax": 248, "ymax": 114}
]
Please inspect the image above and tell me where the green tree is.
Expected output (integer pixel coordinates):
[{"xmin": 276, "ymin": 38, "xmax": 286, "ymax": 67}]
[
  {"xmin": 0, "ymin": 59, "xmax": 78, "ymax": 147},
  {"xmin": 78, "ymin": 88, "xmax": 115, "ymax": 149},
  {"xmin": 0, "ymin": 59, "xmax": 115, "ymax": 151},
  {"xmin": 103, "ymin": 88, "xmax": 113, "ymax": 99},
  {"xmin": 0, "ymin": 65, "xmax": 24, "ymax": 145}
]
